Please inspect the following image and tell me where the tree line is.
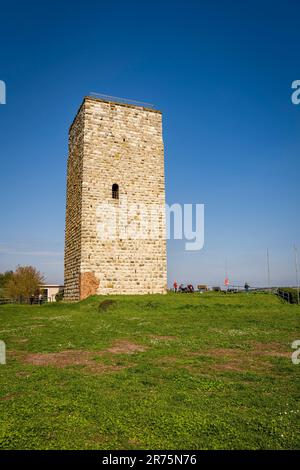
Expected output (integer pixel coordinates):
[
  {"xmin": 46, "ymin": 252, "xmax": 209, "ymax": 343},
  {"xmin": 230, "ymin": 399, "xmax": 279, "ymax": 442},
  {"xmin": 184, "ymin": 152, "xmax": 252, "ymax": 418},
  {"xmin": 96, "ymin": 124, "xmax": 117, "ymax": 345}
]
[{"xmin": 0, "ymin": 266, "xmax": 44, "ymax": 301}]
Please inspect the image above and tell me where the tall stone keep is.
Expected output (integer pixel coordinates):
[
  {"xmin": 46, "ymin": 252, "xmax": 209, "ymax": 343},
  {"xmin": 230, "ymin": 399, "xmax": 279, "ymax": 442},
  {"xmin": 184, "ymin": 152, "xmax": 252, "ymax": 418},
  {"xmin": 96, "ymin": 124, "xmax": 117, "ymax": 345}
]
[{"xmin": 64, "ymin": 96, "xmax": 167, "ymax": 300}]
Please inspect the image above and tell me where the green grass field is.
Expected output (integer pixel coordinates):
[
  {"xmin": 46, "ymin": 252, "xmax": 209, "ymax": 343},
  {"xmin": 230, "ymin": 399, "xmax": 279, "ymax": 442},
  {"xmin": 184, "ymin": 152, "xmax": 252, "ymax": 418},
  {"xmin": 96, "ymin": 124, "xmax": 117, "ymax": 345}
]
[{"xmin": 0, "ymin": 292, "xmax": 299, "ymax": 450}]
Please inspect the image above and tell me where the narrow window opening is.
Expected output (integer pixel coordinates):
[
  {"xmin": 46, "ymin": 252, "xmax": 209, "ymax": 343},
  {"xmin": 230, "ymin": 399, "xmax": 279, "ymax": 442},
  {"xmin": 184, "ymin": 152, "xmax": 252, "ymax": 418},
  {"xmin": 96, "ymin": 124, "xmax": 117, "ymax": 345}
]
[{"xmin": 112, "ymin": 183, "xmax": 119, "ymax": 199}]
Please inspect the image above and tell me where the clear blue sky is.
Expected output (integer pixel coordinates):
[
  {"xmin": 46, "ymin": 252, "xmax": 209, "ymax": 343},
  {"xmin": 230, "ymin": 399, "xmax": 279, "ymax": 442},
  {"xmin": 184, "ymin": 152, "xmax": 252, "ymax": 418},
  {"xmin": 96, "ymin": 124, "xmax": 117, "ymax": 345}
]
[{"xmin": 0, "ymin": 0, "xmax": 299, "ymax": 287}]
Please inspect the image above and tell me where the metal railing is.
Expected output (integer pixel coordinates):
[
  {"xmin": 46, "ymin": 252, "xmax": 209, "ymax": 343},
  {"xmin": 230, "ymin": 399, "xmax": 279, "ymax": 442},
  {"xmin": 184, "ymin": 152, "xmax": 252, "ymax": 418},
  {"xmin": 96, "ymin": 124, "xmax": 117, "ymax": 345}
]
[
  {"xmin": 0, "ymin": 297, "xmax": 48, "ymax": 305},
  {"xmin": 277, "ymin": 289, "xmax": 292, "ymax": 303},
  {"xmin": 0, "ymin": 298, "xmax": 15, "ymax": 305},
  {"xmin": 89, "ymin": 92, "xmax": 156, "ymax": 109},
  {"xmin": 276, "ymin": 288, "xmax": 300, "ymax": 305}
]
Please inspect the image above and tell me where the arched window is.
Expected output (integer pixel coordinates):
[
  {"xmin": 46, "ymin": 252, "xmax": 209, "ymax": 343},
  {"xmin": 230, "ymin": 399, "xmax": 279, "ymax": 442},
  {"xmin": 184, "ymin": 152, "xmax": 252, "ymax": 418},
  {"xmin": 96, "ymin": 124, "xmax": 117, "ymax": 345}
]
[{"xmin": 112, "ymin": 183, "xmax": 119, "ymax": 199}]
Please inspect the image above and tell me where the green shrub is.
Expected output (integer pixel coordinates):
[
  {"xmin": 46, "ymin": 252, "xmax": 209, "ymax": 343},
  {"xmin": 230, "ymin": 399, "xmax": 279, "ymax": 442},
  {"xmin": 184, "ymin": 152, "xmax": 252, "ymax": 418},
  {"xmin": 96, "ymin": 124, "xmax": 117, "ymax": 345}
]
[
  {"xmin": 98, "ymin": 299, "xmax": 117, "ymax": 312},
  {"xmin": 278, "ymin": 288, "xmax": 300, "ymax": 304},
  {"xmin": 55, "ymin": 289, "xmax": 64, "ymax": 302}
]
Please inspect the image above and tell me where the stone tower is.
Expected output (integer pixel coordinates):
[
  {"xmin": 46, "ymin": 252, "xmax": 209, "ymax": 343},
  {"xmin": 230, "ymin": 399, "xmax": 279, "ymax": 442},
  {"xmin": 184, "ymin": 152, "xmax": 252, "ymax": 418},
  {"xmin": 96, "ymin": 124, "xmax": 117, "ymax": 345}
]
[{"xmin": 64, "ymin": 95, "xmax": 167, "ymax": 300}]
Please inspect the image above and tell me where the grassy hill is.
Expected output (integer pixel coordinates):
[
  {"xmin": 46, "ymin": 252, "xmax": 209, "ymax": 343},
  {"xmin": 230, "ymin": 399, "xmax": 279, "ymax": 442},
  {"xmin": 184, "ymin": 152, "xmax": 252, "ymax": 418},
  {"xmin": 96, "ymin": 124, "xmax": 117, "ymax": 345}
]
[{"xmin": 0, "ymin": 292, "xmax": 299, "ymax": 449}]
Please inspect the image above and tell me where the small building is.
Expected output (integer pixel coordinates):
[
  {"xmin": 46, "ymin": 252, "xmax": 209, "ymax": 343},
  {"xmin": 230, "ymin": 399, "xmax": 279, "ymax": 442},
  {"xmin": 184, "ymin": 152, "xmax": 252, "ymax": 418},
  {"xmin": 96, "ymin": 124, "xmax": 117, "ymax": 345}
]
[
  {"xmin": 197, "ymin": 284, "xmax": 208, "ymax": 292},
  {"xmin": 40, "ymin": 284, "xmax": 64, "ymax": 302}
]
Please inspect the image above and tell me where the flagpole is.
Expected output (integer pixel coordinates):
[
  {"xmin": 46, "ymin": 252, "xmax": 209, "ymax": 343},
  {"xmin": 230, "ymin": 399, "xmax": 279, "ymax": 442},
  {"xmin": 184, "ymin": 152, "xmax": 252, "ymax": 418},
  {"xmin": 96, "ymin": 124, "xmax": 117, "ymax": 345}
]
[
  {"xmin": 294, "ymin": 245, "xmax": 300, "ymax": 305},
  {"xmin": 267, "ymin": 248, "xmax": 271, "ymax": 289},
  {"xmin": 225, "ymin": 257, "xmax": 229, "ymax": 291}
]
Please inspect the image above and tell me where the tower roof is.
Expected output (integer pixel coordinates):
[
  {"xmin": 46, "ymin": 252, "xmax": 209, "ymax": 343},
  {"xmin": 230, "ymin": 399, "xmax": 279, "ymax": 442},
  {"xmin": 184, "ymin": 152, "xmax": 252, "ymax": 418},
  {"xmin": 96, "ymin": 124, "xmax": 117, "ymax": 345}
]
[{"xmin": 70, "ymin": 94, "xmax": 161, "ymax": 132}]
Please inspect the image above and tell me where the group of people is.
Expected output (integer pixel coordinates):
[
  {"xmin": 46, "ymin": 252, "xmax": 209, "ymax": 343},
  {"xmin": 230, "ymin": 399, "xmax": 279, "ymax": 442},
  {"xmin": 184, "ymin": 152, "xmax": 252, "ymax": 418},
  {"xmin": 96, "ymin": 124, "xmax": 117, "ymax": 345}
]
[
  {"xmin": 173, "ymin": 281, "xmax": 251, "ymax": 293},
  {"xmin": 29, "ymin": 293, "xmax": 43, "ymax": 305},
  {"xmin": 173, "ymin": 282, "xmax": 194, "ymax": 293}
]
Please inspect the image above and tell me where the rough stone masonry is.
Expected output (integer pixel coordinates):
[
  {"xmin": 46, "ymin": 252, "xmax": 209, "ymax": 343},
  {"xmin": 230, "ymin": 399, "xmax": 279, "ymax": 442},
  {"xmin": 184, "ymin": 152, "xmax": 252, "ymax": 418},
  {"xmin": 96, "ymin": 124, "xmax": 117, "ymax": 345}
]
[{"xmin": 64, "ymin": 96, "xmax": 167, "ymax": 300}]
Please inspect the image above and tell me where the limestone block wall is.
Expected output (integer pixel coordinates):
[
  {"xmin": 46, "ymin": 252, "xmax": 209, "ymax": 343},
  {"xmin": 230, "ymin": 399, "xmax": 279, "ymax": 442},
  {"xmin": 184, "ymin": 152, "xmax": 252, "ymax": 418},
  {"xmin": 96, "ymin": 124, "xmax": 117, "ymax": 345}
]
[
  {"xmin": 64, "ymin": 96, "xmax": 167, "ymax": 300},
  {"xmin": 64, "ymin": 103, "xmax": 85, "ymax": 301}
]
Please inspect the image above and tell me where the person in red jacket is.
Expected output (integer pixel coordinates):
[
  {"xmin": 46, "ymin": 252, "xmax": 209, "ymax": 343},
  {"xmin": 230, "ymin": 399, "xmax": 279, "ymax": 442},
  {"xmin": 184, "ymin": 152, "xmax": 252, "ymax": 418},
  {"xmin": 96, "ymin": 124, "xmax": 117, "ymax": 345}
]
[{"xmin": 173, "ymin": 281, "xmax": 178, "ymax": 293}]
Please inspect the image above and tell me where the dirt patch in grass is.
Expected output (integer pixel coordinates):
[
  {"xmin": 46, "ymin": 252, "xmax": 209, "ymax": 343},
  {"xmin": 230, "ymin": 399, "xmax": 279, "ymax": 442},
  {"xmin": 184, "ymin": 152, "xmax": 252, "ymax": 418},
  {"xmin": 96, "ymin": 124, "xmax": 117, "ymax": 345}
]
[
  {"xmin": 202, "ymin": 342, "xmax": 291, "ymax": 359},
  {"xmin": 22, "ymin": 350, "xmax": 100, "ymax": 367},
  {"xmin": 188, "ymin": 341, "xmax": 290, "ymax": 359},
  {"xmin": 0, "ymin": 393, "xmax": 19, "ymax": 401},
  {"xmin": 17, "ymin": 350, "xmax": 124, "ymax": 374},
  {"xmin": 105, "ymin": 340, "xmax": 147, "ymax": 354},
  {"xmin": 155, "ymin": 342, "xmax": 290, "ymax": 375},
  {"xmin": 248, "ymin": 341, "xmax": 291, "ymax": 358},
  {"xmin": 211, "ymin": 361, "xmax": 273, "ymax": 373},
  {"xmin": 10, "ymin": 339, "xmax": 146, "ymax": 372},
  {"xmin": 186, "ymin": 342, "xmax": 290, "ymax": 373}
]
